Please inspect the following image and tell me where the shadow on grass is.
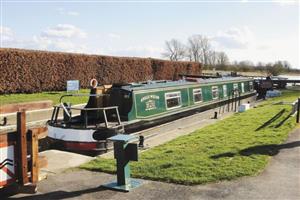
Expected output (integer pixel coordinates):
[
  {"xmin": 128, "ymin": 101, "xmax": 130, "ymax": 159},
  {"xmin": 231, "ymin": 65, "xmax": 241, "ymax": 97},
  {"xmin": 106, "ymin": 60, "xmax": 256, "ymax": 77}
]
[
  {"xmin": 255, "ymin": 109, "xmax": 285, "ymax": 131},
  {"xmin": 274, "ymin": 114, "xmax": 291, "ymax": 128},
  {"xmin": 211, "ymin": 141, "xmax": 300, "ymax": 159},
  {"xmin": 4, "ymin": 186, "xmax": 108, "ymax": 200}
]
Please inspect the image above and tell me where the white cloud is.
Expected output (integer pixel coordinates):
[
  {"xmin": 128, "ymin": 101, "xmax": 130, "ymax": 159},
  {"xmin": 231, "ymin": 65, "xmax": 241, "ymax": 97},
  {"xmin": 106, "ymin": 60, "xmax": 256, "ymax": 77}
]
[
  {"xmin": 256, "ymin": 44, "xmax": 270, "ymax": 50},
  {"xmin": 108, "ymin": 33, "xmax": 121, "ymax": 39},
  {"xmin": 31, "ymin": 35, "xmax": 88, "ymax": 53},
  {"xmin": 57, "ymin": 7, "xmax": 79, "ymax": 16},
  {"xmin": 0, "ymin": 26, "xmax": 14, "ymax": 42},
  {"xmin": 212, "ymin": 26, "xmax": 254, "ymax": 49},
  {"xmin": 1, "ymin": 25, "xmax": 88, "ymax": 53},
  {"xmin": 41, "ymin": 24, "xmax": 86, "ymax": 39},
  {"xmin": 33, "ymin": 24, "xmax": 88, "ymax": 52},
  {"xmin": 273, "ymin": 0, "xmax": 298, "ymax": 6},
  {"xmin": 67, "ymin": 11, "xmax": 79, "ymax": 16},
  {"xmin": 57, "ymin": 7, "xmax": 64, "ymax": 14},
  {"xmin": 209, "ymin": 25, "xmax": 299, "ymax": 68},
  {"xmin": 1, "ymin": 26, "xmax": 36, "ymax": 48}
]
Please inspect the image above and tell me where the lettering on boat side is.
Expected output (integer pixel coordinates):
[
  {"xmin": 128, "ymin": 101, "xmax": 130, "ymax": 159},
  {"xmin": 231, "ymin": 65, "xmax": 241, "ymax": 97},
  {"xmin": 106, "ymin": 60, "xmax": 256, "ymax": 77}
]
[
  {"xmin": 141, "ymin": 95, "xmax": 160, "ymax": 102},
  {"xmin": 145, "ymin": 100, "xmax": 156, "ymax": 111},
  {"xmin": 140, "ymin": 95, "xmax": 159, "ymax": 111}
]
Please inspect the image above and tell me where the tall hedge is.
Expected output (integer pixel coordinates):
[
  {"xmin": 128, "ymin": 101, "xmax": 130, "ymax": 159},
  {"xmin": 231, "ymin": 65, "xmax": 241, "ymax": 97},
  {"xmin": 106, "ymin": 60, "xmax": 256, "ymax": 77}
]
[{"xmin": 0, "ymin": 48, "xmax": 202, "ymax": 94}]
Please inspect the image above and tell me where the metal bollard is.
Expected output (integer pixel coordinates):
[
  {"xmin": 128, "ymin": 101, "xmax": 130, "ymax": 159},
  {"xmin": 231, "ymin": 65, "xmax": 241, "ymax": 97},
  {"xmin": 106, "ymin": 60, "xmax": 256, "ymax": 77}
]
[
  {"xmin": 138, "ymin": 135, "xmax": 144, "ymax": 148},
  {"xmin": 102, "ymin": 134, "xmax": 142, "ymax": 192},
  {"xmin": 213, "ymin": 111, "xmax": 218, "ymax": 119}
]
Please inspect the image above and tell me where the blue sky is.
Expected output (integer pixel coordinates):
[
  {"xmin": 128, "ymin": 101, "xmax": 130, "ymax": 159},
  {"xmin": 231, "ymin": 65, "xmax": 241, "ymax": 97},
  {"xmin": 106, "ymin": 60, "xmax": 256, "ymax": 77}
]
[{"xmin": 1, "ymin": 0, "xmax": 299, "ymax": 68}]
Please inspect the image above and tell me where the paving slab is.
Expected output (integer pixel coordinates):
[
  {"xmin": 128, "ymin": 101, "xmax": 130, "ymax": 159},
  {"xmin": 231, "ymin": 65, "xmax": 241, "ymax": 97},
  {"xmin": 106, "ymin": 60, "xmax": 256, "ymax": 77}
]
[
  {"xmin": 39, "ymin": 150, "xmax": 95, "ymax": 175},
  {"xmin": 6, "ymin": 127, "xmax": 300, "ymax": 200}
]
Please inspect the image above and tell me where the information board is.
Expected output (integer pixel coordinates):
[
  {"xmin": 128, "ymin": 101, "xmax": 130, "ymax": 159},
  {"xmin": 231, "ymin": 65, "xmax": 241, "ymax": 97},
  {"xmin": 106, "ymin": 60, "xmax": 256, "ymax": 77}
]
[{"xmin": 67, "ymin": 80, "xmax": 80, "ymax": 92}]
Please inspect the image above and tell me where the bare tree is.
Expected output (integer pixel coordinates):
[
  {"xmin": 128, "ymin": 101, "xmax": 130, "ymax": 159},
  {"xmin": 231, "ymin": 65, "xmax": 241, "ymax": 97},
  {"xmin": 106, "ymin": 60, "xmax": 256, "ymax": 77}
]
[
  {"xmin": 187, "ymin": 35, "xmax": 202, "ymax": 62},
  {"xmin": 162, "ymin": 39, "xmax": 186, "ymax": 61},
  {"xmin": 186, "ymin": 35, "xmax": 211, "ymax": 65},
  {"xmin": 282, "ymin": 60, "xmax": 291, "ymax": 71},
  {"xmin": 216, "ymin": 51, "xmax": 229, "ymax": 66},
  {"xmin": 200, "ymin": 36, "xmax": 211, "ymax": 65},
  {"xmin": 161, "ymin": 35, "xmax": 299, "ymax": 74},
  {"xmin": 207, "ymin": 50, "xmax": 218, "ymax": 67}
]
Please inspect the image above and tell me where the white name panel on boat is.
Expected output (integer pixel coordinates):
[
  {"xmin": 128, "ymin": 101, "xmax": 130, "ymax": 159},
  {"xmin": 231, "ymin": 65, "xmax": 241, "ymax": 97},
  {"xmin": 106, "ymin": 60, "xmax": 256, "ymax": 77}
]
[{"xmin": 48, "ymin": 126, "xmax": 96, "ymax": 142}]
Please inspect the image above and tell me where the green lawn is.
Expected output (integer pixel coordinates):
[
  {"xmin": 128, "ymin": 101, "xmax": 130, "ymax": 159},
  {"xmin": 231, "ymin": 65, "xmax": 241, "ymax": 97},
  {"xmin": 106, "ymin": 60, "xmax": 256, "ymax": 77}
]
[
  {"xmin": 0, "ymin": 89, "xmax": 90, "ymax": 106},
  {"xmin": 80, "ymin": 90, "xmax": 300, "ymax": 185}
]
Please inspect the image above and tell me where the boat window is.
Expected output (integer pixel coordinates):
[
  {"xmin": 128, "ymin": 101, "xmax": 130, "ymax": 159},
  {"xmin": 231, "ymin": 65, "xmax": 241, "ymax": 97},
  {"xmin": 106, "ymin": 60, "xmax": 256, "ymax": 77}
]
[
  {"xmin": 233, "ymin": 83, "xmax": 238, "ymax": 91},
  {"xmin": 165, "ymin": 92, "xmax": 182, "ymax": 109},
  {"xmin": 223, "ymin": 85, "xmax": 227, "ymax": 97},
  {"xmin": 249, "ymin": 81, "xmax": 254, "ymax": 91},
  {"xmin": 212, "ymin": 86, "xmax": 219, "ymax": 100},
  {"xmin": 241, "ymin": 83, "xmax": 245, "ymax": 93},
  {"xmin": 233, "ymin": 83, "xmax": 239, "ymax": 95},
  {"xmin": 193, "ymin": 88, "xmax": 203, "ymax": 103}
]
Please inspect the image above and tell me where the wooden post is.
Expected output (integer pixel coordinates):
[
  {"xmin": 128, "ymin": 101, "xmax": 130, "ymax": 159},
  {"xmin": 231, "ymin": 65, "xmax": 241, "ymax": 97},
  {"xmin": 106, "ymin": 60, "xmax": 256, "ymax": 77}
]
[
  {"xmin": 234, "ymin": 95, "xmax": 237, "ymax": 112},
  {"xmin": 231, "ymin": 92, "xmax": 234, "ymax": 111},
  {"xmin": 227, "ymin": 95, "xmax": 230, "ymax": 112},
  {"xmin": 297, "ymin": 98, "xmax": 300, "ymax": 123},
  {"xmin": 17, "ymin": 111, "xmax": 29, "ymax": 185},
  {"xmin": 29, "ymin": 129, "xmax": 38, "ymax": 184}
]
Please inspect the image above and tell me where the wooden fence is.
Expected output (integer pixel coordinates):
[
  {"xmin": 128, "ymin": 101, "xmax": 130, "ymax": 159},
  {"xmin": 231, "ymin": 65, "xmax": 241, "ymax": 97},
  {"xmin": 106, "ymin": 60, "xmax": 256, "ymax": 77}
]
[{"xmin": 0, "ymin": 110, "xmax": 47, "ymax": 193}]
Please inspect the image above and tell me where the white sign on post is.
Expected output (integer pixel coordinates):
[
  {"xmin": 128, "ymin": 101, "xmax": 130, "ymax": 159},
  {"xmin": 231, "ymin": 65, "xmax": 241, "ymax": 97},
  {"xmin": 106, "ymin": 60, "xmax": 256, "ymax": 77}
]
[{"xmin": 67, "ymin": 80, "xmax": 80, "ymax": 92}]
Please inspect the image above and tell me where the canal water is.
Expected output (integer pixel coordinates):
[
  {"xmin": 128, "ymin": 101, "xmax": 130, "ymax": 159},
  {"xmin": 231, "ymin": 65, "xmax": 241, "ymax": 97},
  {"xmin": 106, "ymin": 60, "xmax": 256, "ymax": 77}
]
[{"xmin": 278, "ymin": 75, "xmax": 300, "ymax": 80}]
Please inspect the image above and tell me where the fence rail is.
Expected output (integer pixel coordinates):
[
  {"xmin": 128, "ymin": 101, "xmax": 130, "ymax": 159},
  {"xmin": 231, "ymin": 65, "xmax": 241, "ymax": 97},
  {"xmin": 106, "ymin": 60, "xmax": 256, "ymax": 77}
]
[{"xmin": 0, "ymin": 110, "xmax": 47, "ymax": 194}]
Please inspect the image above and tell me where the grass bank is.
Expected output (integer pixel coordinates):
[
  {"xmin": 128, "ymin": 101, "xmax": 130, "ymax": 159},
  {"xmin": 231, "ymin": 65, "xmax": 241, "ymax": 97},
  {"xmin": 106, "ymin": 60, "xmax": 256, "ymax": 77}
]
[
  {"xmin": 81, "ymin": 90, "xmax": 299, "ymax": 185},
  {"xmin": 0, "ymin": 89, "xmax": 90, "ymax": 105}
]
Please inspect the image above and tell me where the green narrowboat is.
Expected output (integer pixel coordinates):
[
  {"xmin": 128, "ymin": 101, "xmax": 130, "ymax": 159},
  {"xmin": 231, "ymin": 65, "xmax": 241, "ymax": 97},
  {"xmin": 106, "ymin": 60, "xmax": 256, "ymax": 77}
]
[
  {"xmin": 110, "ymin": 77, "xmax": 255, "ymax": 122},
  {"xmin": 47, "ymin": 77, "xmax": 256, "ymax": 153}
]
